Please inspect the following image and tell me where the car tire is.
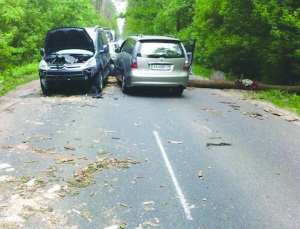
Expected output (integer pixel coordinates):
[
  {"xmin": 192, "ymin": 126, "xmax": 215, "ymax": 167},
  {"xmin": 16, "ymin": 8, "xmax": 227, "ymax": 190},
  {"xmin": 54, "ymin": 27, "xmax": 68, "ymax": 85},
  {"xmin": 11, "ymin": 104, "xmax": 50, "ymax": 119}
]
[
  {"xmin": 121, "ymin": 75, "xmax": 129, "ymax": 94},
  {"xmin": 116, "ymin": 77, "xmax": 122, "ymax": 86},
  {"xmin": 95, "ymin": 71, "xmax": 104, "ymax": 93},
  {"xmin": 40, "ymin": 79, "xmax": 51, "ymax": 95},
  {"xmin": 104, "ymin": 74, "xmax": 109, "ymax": 84},
  {"xmin": 172, "ymin": 87, "xmax": 184, "ymax": 96}
]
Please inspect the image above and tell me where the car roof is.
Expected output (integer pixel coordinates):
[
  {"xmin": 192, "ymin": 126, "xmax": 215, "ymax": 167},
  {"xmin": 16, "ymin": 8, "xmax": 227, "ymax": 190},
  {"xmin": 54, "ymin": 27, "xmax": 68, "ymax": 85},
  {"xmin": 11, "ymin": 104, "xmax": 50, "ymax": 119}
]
[
  {"xmin": 130, "ymin": 35, "xmax": 181, "ymax": 42},
  {"xmin": 84, "ymin": 26, "xmax": 104, "ymax": 33}
]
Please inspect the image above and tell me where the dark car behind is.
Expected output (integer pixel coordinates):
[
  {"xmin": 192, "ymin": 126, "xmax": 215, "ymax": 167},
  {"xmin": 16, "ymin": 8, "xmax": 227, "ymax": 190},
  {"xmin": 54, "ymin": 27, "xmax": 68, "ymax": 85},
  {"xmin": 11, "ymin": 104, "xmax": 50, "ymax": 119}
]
[{"xmin": 39, "ymin": 26, "xmax": 111, "ymax": 94}]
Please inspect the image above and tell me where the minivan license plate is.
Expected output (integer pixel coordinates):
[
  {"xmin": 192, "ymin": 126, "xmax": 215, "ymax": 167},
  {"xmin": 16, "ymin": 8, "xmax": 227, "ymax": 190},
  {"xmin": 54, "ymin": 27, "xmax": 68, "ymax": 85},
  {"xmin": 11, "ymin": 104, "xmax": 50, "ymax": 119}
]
[{"xmin": 151, "ymin": 64, "xmax": 171, "ymax": 71}]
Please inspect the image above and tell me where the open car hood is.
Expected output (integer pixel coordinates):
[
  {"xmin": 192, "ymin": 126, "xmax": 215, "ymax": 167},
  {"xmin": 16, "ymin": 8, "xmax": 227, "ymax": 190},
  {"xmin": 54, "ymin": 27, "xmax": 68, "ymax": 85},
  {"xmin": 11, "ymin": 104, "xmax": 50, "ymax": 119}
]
[{"xmin": 44, "ymin": 27, "xmax": 94, "ymax": 56}]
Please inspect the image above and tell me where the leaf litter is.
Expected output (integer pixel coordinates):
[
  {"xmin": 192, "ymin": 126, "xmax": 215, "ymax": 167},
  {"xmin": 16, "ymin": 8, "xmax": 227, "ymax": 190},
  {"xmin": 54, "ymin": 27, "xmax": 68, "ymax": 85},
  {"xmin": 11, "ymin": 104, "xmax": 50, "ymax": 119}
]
[
  {"xmin": 142, "ymin": 201, "xmax": 155, "ymax": 211},
  {"xmin": 68, "ymin": 157, "xmax": 140, "ymax": 188},
  {"xmin": 198, "ymin": 171, "xmax": 205, "ymax": 180}
]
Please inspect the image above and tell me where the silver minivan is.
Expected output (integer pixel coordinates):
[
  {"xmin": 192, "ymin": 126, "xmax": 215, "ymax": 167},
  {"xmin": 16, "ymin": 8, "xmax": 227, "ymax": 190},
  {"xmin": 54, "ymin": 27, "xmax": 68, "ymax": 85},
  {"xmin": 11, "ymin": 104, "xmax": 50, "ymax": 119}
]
[{"xmin": 113, "ymin": 35, "xmax": 191, "ymax": 95}]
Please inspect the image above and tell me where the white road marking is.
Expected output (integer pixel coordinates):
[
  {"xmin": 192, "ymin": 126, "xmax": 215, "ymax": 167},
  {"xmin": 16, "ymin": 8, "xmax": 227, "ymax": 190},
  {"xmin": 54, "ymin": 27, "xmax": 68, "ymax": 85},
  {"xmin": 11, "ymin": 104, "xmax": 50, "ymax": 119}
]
[{"xmin": 153, "ymin": 131, "xmax": 193, "ymax": 221}]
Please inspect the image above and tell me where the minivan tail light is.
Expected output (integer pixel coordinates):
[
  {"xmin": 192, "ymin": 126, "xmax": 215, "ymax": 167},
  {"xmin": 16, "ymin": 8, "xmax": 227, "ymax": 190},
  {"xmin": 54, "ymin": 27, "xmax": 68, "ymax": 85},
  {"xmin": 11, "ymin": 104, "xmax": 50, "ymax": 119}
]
[
  {"xmin": 131, "ymin": 58, "xmax": 138, "ymax": 68},
  {"xmin": 183, "ymin": 59, "xmax": 190, "ymax": 70},
  {"xmin": 183, "ymin": 63, "xmax": 190, "ymax": 71},
  {"xmin": 131, "ymin": 61, "xmax": 138, "ymax": 68}
]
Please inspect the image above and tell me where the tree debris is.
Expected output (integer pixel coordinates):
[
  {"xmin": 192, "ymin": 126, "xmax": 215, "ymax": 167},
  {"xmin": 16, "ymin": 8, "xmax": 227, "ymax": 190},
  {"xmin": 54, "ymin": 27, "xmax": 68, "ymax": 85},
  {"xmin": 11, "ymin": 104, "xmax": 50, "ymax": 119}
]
[
  {"xmin": 64, "ymin": 145, "xmax": 75, "ymax": 151},
  {"xmin": 57, "ymin": 158, "xmax": 74, "ymax": 164},
  {"xmin": 67, "ymin": 157, "xmax": 140, "ymax": 188},
  {"xmin": 206, "ymin": 143, "xmax": 232, "ymax": 147},
  {"xmin": 120, "ymin": 203, "xmax": 129, "ymax": 208},
  {"xmin": 198, "ymin": 171, "xmax": 204, "ymax": 180},
  {"xmin": 167, "ymin": 140, "xmax": 183, "ymax": 144}
]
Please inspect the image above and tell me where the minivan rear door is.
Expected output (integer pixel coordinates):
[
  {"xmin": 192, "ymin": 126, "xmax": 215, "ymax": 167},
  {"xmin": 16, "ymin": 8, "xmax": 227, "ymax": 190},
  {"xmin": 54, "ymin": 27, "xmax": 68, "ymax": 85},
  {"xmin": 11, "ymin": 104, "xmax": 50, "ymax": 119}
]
[
  {"xmin": 136, "ymin": 40, "xmax": 186, "ymax": 75},
  {"xmin": 181, "ymin": 39, "xmax": 196, "ymax": 66}
]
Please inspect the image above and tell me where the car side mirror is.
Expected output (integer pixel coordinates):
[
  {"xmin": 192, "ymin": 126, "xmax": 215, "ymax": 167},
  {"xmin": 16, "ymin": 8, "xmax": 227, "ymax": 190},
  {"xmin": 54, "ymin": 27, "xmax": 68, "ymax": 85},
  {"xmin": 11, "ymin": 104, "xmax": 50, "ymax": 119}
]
[
  {"xmin": 114, "ymin": 45, "xmax": 120, "ymax": 53},
  {"xmin": 40, "ymin": 48, "xmax": 45, "ymax": 56},
  {"xmin": 101, "ymin": 45, "xmax": 109, "ymax": 53}
]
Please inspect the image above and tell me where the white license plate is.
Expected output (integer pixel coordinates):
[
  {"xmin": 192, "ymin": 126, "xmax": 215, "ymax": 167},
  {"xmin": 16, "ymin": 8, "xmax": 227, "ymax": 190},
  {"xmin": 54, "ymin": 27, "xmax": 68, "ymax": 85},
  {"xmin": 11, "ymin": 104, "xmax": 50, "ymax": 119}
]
[{"xmin": 151, "ymin": 64, "xmax": 171, "ymax": 70}]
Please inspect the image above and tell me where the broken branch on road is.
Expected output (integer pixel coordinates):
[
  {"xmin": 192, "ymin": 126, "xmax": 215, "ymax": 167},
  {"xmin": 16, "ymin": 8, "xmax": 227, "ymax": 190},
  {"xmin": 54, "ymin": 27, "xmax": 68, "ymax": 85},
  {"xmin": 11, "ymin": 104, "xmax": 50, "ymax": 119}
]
[{"xmin": 206, "ymin": 142, "xmax": 232, "ymax": 147}]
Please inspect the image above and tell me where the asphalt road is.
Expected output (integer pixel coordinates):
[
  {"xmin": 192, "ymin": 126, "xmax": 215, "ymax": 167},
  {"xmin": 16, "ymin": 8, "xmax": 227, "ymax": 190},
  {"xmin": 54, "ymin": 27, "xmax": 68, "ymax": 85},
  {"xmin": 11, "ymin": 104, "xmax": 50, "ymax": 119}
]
[{"xmin": 0, "ymin": 78, "xmax": 300, "ymax": 229}]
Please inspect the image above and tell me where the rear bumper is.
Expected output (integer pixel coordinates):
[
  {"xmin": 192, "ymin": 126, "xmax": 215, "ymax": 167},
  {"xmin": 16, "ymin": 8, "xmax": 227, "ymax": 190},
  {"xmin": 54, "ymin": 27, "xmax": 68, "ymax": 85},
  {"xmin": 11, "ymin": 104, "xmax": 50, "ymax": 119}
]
[{"xmin": 127, "ymin": 71, "xmax": 189, "ymax": 88}]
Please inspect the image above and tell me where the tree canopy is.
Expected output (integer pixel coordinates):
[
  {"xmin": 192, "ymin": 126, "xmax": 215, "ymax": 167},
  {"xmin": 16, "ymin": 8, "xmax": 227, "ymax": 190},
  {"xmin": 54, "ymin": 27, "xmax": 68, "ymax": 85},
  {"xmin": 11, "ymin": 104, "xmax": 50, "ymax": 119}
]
[
  {"xmin": 123, "ymin": 0, "xmax": 300, "ymax": 85},
  {"xmin": 0, "ymin": 0, "xmax": 117, "ymax": 71},
  {"xmin": 1, "ymin": 0, "xmax": 299, "ymax": 85}
]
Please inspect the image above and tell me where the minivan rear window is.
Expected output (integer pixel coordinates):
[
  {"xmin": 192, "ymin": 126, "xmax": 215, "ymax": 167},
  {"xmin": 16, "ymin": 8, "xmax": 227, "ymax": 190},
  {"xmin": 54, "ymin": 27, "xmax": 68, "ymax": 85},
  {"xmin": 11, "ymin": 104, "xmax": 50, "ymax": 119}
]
[{"xmin": 139, "ymin": 41, "xmax": 184, "ymax": 58}]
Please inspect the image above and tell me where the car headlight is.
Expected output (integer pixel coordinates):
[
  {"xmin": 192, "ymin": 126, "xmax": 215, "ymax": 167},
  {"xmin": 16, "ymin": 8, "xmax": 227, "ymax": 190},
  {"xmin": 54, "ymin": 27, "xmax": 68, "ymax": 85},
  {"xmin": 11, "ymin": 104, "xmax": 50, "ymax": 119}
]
[
  {"xmin": 39, "ymin": 60, "xmax": 48, "ymax": 70},
  {"xmin": 83, "ymin": 57, "xmax": 97, "ymax": 69}
]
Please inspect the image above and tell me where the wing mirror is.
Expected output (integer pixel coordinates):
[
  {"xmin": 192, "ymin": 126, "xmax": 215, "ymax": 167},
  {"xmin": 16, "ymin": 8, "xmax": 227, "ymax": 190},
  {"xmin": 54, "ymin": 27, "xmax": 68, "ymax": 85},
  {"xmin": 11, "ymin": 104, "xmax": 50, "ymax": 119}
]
[
  {"xmin": 40, "ymin": 48, "xmax": 45, "ymax": 56},
  {"xmin": 114, "ymin": 44, "xmax": 120, "ymax": 53},
  {"xmin": 101, "ymin": 45, "xmax": 109, "ymax": 53}
]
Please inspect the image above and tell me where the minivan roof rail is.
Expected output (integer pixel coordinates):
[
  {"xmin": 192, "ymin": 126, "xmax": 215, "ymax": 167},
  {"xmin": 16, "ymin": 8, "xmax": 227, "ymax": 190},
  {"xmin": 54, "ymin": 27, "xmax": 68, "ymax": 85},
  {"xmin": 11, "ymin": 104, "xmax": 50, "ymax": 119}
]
[
  {"xmin": 132, "ymin": 34, "xmax": 143, "ymax": 37},
  {"xmin": 94, "ymin": 26, "xmax": 101, "ymax": 31}
]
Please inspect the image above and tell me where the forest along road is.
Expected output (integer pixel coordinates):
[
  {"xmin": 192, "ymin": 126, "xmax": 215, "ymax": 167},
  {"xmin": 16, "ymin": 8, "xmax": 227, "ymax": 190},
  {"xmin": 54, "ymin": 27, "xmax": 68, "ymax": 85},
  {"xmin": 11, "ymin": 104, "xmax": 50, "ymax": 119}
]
[{"xmin": 0, "ymin": 77, "xmax": 300, "ymax": 229}]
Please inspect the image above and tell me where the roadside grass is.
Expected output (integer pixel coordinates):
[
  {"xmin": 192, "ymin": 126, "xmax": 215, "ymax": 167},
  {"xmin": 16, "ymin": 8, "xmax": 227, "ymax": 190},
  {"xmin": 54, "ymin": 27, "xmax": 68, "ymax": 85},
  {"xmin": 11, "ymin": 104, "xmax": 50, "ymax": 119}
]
[
  {"xmin": 248, "ymin": 90, "xmax": 300, "ymax": 116},
  {"xmin": 192, "ymin": 65, "xmax": 213, "ymax": 79},
  {"xmin": 192, "ymin": 64, "xmax": 236, "ymax": 81},
  {"xmin": 0, "ymin": 63, "xmax": 39, "ymax": 96}
]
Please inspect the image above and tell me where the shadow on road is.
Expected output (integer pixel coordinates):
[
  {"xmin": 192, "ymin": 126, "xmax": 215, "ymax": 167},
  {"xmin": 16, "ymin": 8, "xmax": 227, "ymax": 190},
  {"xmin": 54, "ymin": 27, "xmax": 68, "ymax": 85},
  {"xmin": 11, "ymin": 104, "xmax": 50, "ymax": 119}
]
[{"xmin": 122, "ymin": 87, "xmax": 186, "ymax": 98}]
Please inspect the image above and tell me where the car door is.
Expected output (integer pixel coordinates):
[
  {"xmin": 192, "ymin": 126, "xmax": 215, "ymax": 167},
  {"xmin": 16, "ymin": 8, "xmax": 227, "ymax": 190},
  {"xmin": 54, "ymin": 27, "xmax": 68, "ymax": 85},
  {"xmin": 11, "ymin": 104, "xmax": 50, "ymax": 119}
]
[
  {"xmin": 114, "ymin": 38, "xmax": 136, "ymax": 78},
  {"xmin": 181, "ymin": 39, "xmax": 196, "ymax": 67},
  {"xmin": 98, "ymin": 30, "xmax": 110, "ymax": 78}
]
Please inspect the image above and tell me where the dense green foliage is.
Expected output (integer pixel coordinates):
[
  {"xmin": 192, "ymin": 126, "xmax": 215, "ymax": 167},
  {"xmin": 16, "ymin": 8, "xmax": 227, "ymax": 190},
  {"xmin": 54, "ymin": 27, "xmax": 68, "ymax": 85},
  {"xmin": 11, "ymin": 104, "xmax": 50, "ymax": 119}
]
[
  {"xmin": 0, "ymin": 0, "xmax": 111, "ymax": 71},
  {"xmin": 124, "ymin": 0, "xmax": 300, "ymax": 85},
  {"xmin": 1, "ymin": 0, "xmax": 299, "ymax": 90},
  {"xmin": 0, "ymin": 0, "xmax": 117, "ymax": 94},
  {"xmin": 0, "ymin": 63, "xmax": 38, "ymax": 96}
]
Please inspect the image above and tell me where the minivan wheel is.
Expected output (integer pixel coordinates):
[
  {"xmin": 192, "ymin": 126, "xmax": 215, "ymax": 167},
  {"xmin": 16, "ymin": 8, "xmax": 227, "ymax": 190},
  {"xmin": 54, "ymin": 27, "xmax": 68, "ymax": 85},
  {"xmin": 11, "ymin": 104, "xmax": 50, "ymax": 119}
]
[
  {"xmin": 121, "ymin": 75, "xmax": 129, "ymax": 94},
  {"xmin": 172, "ymin": 87, "xmax": 184, "ymax": 96},
  {"xmin": 116, "ymin": 75, "xmax": 122, "ymax": 86}
]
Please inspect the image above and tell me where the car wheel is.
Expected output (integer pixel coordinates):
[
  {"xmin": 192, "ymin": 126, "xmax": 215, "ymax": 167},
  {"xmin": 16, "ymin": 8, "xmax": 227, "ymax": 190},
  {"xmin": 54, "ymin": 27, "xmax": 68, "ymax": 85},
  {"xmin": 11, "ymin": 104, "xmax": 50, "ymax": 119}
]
[
  {"xmin": 121, "ymin": 75, "xmax": 129, "ymax": 94},
  {"xmin": 109, "ymin": 62, "xmax": 114, "ymax": 76},
  {"xmin": 116, "ymin": 75, "xmax": 122, "ymax": 86},
  {"xmin": 40, "ymin": 79, "xmax": 51, "ymax": 95},
  {"xmin": 104, "ymin": 74, "xmax": 109, "ymax": 84},
  {"xmin": 172, "ymin": 87, "xmax": 184, "ymax": 96},
  {"xmin": 95, "ymin": 71, "xmax": 103, "ymax": 93}
]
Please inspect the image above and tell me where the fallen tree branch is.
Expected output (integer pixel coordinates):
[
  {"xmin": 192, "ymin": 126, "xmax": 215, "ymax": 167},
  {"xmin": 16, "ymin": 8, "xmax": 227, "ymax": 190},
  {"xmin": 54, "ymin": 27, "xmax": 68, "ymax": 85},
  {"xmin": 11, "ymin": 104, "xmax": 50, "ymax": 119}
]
[{"xmin": 188, "ymin": 79, "xmax": 300, "ymax": 94}]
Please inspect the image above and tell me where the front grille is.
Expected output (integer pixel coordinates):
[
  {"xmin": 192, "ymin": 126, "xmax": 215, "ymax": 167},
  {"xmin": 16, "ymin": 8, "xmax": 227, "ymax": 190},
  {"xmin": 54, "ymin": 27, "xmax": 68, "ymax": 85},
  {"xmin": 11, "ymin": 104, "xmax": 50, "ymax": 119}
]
[
  {"xmin": 45, "ymin": 70, "xmax": 87, "ymax": 81},
  {"xmin": 49, "ymin": 65, "xmax": 81, "ymax": 70}
]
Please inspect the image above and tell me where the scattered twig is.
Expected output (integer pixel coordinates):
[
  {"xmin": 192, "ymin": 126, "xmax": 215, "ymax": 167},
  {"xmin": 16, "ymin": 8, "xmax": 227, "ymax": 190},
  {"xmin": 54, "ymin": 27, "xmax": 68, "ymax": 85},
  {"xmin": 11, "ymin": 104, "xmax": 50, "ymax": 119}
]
[{"xmin": 206, "ymin": 142, "xmax": 232, "ymax": 147}]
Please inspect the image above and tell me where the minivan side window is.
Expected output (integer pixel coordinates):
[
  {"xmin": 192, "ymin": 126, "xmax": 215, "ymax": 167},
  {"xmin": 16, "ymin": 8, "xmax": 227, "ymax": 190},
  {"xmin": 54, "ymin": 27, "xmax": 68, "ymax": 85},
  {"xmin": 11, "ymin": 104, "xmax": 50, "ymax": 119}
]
[
  {"xmin": 121, "ymin": 38, "xmax": 136, "ymax": 55},
  {"xmin": 97, "ymin": 33, "xmax": 102, "ymax": 51},
  {"xmin": 98, "ymin": 30, "xmax": 108, "ymax": 51}
]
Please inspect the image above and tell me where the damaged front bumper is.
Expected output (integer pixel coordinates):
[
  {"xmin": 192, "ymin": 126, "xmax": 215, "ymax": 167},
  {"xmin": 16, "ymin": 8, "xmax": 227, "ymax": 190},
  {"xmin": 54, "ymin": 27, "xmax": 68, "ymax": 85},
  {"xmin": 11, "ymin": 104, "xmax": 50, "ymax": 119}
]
[{"xmin": 39, "ymin": 59, "xmax": 98, "ymax": 89}]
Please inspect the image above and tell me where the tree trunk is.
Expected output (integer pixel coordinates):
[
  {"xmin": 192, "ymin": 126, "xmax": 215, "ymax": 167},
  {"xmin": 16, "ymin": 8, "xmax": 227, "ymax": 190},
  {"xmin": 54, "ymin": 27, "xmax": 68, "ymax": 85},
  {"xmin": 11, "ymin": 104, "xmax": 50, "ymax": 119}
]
[{"xmin": 188, "ymin": 79, "xmax": 300, "ymax": 94}]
